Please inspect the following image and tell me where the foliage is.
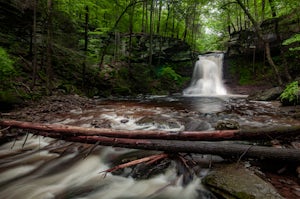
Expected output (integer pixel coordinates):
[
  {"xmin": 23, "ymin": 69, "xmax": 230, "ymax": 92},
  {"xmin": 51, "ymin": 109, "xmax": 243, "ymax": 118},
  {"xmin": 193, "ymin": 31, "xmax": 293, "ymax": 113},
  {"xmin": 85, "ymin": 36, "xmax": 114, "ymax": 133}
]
[
  {"xmin": 280, "ymin": 81, "xmax": 299, "ymax": 105},
  {"xmin": 238, "ymin": 68, "xmax": 252, "ymax": 85},
  {"xmin": 158, "ymin": 66, "xmax": 184, "ymax": 85},
  {"xmin": 0, "ymin": 47, "xmax": 15, "ymax": 87},
  {"xmin": 2, "ymin": 0, "xmax": 300, "ymax": 100},
  {"xmin": 283, "ymin": 34, "xmax": 300, "ymax": 51}
]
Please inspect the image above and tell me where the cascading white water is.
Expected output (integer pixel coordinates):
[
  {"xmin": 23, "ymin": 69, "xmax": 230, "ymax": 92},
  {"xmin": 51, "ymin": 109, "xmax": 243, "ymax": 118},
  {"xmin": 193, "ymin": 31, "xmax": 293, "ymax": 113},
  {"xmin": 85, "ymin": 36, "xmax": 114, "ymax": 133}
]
[{"xmin": 183, "ymin": 53, "xmax": 227, "ymax": 96}]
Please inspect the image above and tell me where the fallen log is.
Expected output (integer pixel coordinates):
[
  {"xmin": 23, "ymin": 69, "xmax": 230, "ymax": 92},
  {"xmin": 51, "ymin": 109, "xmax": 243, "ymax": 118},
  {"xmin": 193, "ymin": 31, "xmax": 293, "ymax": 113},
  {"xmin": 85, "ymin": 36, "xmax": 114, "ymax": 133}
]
[
  {"xmin": 1, "ymin": 119, "xmax": 300, "ymax": 162},
  {"xmin": 1, "ymin": 119, "xmax": 300, "ymax": 141},
  {"xmin": 55, "ymin": 135, "xmax": 300, "ymax": 163}
]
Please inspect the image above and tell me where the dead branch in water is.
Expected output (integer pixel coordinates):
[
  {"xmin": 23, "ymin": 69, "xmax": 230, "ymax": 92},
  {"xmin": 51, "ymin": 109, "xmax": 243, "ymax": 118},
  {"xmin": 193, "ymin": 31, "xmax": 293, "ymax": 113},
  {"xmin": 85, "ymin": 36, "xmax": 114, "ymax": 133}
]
[{"xmin": 100, "ymin": 153, "xmax": 169, "ymax": 174}]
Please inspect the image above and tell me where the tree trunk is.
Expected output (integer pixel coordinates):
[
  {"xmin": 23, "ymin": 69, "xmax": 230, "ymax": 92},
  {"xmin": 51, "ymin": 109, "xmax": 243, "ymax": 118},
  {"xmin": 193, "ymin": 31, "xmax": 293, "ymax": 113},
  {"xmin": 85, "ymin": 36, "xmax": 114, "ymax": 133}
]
[
  {"xmin": 235, "ymin": 0, "xmax": 283, "ymax": 85},
  {"xmin": 2, "ymin": 120, "xmax": 300, "ymax": 162},
  {"xmin": 171, "ymin": 1, "xmax": 175, "ymax": 38},
  {"xmin": 149, "ymin": 0, "xmax": 154, "ymax": 66},
  {"xmin": 46, "ymin": 0, "xmax": 53, "ymax": 94},
  {"xmin": 156, "ymin": 0, "xmax": 162, "ymax": 34},
  {"xmin": 99, "ymin": 0, "xmax": 143, "ymax": 68},
  {"xmin": 69, "ymin": 136, "xmax": 300, "ymax": 163},
  {"xmin": 164, "ymin": 3, "xmax": 170, "ymax": 37},
  {"xmin": 1, "ymin": 120, "xmax": 300, "ymax": 141},
  {"xmin": 253, "ymin": 0, "xmax": 258, "ymax": 21},
  {"xmin": 261, "ymin": 0, "xmax": 265, "ymax": 21},
  {"xmin": 268, "ymin": 0, "xmax": 292, "ymax": 82},
  {"xmin": 31, "ymin": 0, "xmax": 37, "ymax": 89},
  {"xmin": 128, "ymin": 0, "xmax": 135, "ymax": 67},
  {"xmin": 141, "ymin": 0, "xmax": 146, "ymax": 33},
  {"xmin": 82, "ymin": 5, "xmax": 89, "ymax": 89}
]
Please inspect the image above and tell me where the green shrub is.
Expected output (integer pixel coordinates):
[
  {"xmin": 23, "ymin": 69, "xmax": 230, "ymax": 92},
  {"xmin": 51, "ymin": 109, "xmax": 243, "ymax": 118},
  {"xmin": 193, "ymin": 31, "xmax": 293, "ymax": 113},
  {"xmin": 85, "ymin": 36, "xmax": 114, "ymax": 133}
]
[
  {"xmin": 283, "ymin": 34, "xmax": 300, "ymax": 51},
  {"xmin": 158, "ymin": 66, "xmax": 183, "ymax": 85},
  {"xmin": 238, "ymin": 68, "xmax": 252, "ymax": 85},
  {"xmin": 0, "ymin": 47, "xmax": 15, "ymax": 86},
  {"xmin": 280, "ymin": 81, "xmax": 299, "ymax": 105}
]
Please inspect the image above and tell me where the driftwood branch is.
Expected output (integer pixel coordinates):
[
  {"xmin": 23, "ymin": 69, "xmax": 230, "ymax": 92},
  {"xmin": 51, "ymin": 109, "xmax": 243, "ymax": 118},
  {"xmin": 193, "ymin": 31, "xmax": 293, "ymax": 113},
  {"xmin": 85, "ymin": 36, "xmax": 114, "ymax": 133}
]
[
  {"xmin": 1, "ymin": 119, "xmax": 300, "ymax": 162},
  {"xmin": 1, "ymin": 119, "xmax": 299, "ymax": 141}
]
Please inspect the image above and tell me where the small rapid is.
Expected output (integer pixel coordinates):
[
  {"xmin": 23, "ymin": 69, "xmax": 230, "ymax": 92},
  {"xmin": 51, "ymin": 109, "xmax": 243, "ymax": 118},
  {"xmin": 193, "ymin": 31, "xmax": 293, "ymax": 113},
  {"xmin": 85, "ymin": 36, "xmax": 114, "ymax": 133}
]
[{"xmin": 0, "ymin": 95, "xmax": 297, "ymax": 199}]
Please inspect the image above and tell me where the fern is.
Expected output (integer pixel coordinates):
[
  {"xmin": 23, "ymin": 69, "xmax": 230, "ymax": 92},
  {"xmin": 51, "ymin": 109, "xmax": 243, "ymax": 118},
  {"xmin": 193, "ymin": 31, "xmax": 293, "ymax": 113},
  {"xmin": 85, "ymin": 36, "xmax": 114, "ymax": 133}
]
[
  {"xmin": 283, "ymin": 34, "xmax": 300, "ymax": 51},
  {"xmin": 280, "ymin": 81, "xmax": 299, "ymax": 105},
  {"xmin": 159, "ymin": 66, "xmax": 183, "ymax": 85}
]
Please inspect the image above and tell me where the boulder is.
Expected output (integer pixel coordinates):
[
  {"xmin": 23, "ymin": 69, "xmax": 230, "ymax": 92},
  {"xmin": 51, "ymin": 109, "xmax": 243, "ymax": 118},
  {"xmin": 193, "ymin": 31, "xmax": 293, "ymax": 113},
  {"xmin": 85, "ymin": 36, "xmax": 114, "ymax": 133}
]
[
  {"xmin": 248, "ymin": 87, "xmax": 283, "ymax": 101},
  {"xmin": 215, "ymin": 119, "xmax": 240, "ymax": 130},
  {"xmin": 136, "ymin": 116, "xmax": 183, "ymax": 131},
  {"xmin": 203, "ymin": 164, "xmax": 284, "ymax": 199},
  {"xmin": 184, "ymin": 119, "xmax": 212, "ymax": 131}
]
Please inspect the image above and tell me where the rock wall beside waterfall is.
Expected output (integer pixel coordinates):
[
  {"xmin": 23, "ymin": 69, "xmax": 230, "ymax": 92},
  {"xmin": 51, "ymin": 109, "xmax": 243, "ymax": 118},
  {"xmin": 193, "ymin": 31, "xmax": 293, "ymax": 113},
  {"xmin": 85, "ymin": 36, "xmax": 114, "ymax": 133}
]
[
  {"xmin": 227, "ymin": 9, "xmax": 300, "ymax": 57},
  {"xmin": 98, "ymin": 34, "xmax": 195, "ymax": 95},
  {"xmin": 105, "ymin": 33, "xmax": 194, "ymax": 65}
]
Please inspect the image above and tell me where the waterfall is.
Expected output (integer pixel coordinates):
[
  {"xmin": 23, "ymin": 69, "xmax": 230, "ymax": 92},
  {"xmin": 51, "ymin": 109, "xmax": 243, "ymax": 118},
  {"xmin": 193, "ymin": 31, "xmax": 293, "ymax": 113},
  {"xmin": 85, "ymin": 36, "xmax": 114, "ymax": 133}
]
[{"xmin": 183, "ymin": 53, "xmax": 227, "ymax": 96}]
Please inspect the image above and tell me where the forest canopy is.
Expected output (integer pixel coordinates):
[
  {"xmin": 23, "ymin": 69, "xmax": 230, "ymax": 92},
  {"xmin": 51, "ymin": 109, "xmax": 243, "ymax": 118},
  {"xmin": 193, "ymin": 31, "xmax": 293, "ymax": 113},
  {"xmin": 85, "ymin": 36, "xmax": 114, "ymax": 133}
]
[{"xmin": 0, "ymin": 0, "xmax": 300, "ymax": 103}]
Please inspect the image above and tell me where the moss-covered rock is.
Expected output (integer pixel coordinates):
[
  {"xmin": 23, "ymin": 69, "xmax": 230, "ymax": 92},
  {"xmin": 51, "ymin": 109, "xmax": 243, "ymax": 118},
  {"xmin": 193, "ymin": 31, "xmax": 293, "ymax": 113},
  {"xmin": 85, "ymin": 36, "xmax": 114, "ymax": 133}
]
[{"xmin": 203, "ymin": 164, "xmax": 283, "ymax": 199}]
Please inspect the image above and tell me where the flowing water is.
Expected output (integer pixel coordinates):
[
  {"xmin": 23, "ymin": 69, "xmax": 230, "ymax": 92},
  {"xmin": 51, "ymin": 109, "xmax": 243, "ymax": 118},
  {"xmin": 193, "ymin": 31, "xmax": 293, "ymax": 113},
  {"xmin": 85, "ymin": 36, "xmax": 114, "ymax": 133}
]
[
  {"xmin": 0, "ymin": 94, "xmax": 298, "ymax": 199},
  {"xmin": 183, "ymin": 53, "xmax": 227, "ymax": 96},
  {"xmin": 0, "ymin": 53, "xmax": 297, "ymax": 199}
]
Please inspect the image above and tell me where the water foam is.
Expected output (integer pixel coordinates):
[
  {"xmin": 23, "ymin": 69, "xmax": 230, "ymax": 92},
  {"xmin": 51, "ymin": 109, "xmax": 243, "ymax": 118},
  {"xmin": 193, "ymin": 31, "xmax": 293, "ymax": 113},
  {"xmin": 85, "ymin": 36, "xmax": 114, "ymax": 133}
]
[{"xmin": 183, "ymin": 53, "xmax": 227, "ymax": 96}]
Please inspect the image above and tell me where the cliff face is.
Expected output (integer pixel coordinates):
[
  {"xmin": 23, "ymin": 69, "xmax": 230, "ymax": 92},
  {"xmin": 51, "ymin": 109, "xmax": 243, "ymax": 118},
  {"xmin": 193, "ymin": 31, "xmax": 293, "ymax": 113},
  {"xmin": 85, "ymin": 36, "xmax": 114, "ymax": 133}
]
[
  {"xmin": 98, "ymin": 34, "xmax": 195, "ymax": 95},
  {"xmin": 227, "ymin": 9, "xmax": 300, "ymax": 57}
]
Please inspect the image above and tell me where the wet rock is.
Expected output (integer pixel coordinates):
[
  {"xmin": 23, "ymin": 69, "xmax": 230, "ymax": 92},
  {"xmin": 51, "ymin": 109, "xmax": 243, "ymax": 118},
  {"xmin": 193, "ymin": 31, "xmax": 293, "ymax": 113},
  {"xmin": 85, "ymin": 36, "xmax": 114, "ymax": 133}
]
[
  {"xmin": 91, "ymin": 119, "xmax": 112, "ymax": 128},
  {"xmin": 203, "ymin": 164, "xmax": 284, "ymax": 199},
  {"xmin": 215, "ymin": 119, "xmax": 240, "ymax": 130},
  {"xmin": 248, "ymin": 87, "xmax": 283, "ymax": 101},
  {"xmin": 120, "ymin": 119, "xmax": 129, "ymax": 123},
  {"xmin": 184, "ymin": 119, "xmax": 211, "ymax": 131},
  {"xmin": 136, "ymin": 116, "xmax": 183, "ymax": 130}
]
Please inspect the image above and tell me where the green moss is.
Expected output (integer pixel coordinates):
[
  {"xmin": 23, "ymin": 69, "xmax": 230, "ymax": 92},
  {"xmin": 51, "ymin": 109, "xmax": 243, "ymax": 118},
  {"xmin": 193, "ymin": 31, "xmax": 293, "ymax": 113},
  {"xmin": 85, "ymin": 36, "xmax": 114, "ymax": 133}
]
[{"xmin": 0, "ymin": 47, "xmax": 15, "ymax": 87}]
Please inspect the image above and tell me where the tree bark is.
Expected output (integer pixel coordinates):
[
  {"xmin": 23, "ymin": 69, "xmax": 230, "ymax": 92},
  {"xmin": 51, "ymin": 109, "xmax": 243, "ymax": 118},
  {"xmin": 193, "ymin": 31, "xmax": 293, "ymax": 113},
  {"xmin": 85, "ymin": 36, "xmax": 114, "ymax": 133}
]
[
  {"xmin": 68, "ymin": 136, "xmax": 300, "ymax": 163},
  {"xmin": 268, "ymin": 0, "xmax": 292, "ymax": 82},
  {"xmin": 46, "ymin": 0, "xmax": 53, "ymax": 94},
  {"xmin": 149, "ymin": 0, "xmax": 154, "ymax": 66},
  {"xmin": 99, "ymin": 0, "xmax": 143, "ymax": 68},
  {"xmin": 82, "ymin": 5, "xmax": 89, "ymax": 89},
  {"xmin": 31, "ymin": 0, "xmax": 37, "ymax": 89},
  {"xmin": 261, "ymin": 0, "xmax": 265, "ymax": 22},
  {"xmin": 1, "ymin": 119, "xmax": 300, "ymax": 141},
  {"xmin": 156, "ymin": 0, "xmax": 162, "ymax": 34},
  {"xmin": 2, "ymin": 120, "xmax": 300, "ymax": 162},
  {"xmin": 235, "ymin": 0, "xmax": 283, "ymax": 85}
]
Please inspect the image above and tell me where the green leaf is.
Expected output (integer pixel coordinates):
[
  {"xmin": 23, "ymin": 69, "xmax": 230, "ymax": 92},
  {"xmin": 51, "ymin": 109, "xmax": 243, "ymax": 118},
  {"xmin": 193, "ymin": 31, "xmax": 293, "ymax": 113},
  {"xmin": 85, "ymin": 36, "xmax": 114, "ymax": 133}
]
[
  {"xmin": 283, "ymin": 34, "xmax": 300, "ymax": 46},
  {"xmin": 280, "ymin": 81, "xmax": 299, "ymax": 104}
]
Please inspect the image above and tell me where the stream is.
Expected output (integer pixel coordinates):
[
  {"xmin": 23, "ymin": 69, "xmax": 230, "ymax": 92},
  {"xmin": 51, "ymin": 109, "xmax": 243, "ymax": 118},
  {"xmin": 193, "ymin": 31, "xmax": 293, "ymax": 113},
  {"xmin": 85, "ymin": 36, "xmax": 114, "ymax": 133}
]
[{"xmin": 0, "ymin": 94, "xmax": 299, "ymax": 198}]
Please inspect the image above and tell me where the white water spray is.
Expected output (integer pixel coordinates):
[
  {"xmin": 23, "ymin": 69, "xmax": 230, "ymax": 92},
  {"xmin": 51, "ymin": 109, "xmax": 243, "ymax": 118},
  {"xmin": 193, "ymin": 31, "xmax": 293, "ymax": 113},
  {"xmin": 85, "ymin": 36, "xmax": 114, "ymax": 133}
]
[{"xmin": 183, "ymin": 53, "xmax": 227, "ymax": 96}]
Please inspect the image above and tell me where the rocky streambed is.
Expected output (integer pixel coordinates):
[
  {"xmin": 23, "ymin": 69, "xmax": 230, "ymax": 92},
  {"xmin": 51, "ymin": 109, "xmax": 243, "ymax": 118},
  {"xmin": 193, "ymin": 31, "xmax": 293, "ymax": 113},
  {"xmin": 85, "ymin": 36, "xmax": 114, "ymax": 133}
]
[{"xmin": 0, "ymin": 94, "xmax": 300, "ymax": 198}]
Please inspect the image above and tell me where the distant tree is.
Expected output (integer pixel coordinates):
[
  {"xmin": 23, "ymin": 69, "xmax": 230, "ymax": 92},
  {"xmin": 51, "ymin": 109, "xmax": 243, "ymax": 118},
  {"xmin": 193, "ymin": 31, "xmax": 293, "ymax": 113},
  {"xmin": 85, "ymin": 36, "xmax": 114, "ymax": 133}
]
[
  {"xmin": 46, "ymin": 0, "xmax": 54, "ymax": 94},
  {"xmin": 235, "ymin": 0, "xmax": 283, "ymax": 85},
  {"xmin": 149, "ymin": 0, "xmax": 154, "ymax": 66},
  {"xmin": 32, "ymin": 0, "xmax": 38, "ymax": 88},
  {"xmin": 268, "ymin": 0, "xmax": 292, "ymax": 81}
]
